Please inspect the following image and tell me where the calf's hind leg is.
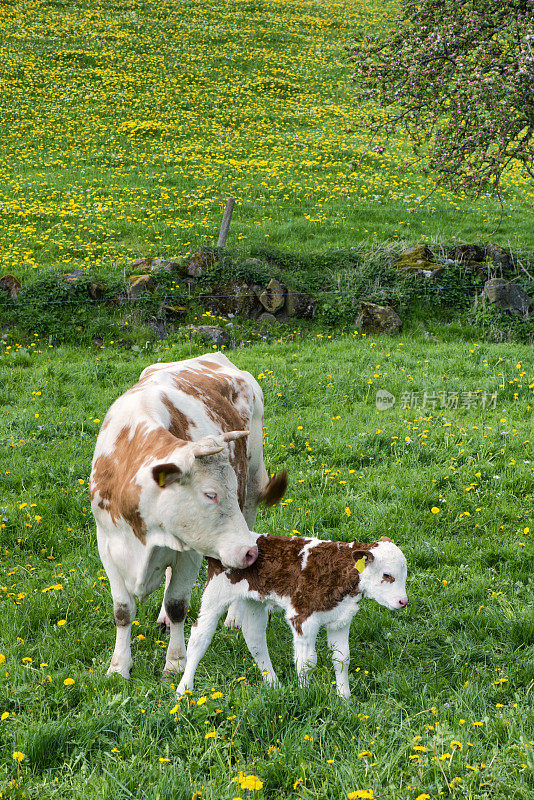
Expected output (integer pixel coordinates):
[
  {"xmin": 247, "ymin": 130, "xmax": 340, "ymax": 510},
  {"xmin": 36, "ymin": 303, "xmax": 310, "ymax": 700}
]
[
  {"xmin": 177, "ymin": 576, "xmax": 235, "ymax": 693},
  {"xmin": 240, "ymin": 601, "xmax": 279, "ymax": 685}
]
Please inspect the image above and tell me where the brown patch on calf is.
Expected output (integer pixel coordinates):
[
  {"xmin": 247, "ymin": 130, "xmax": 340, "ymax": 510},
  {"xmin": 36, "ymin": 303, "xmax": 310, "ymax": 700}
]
[
  {"xmin": 208, "ymin": 536, "xmax": 379, "ymax": 634},
  {"xmin": 91, "ymin": 424, "xmax": 181, "ymax": 543},
  {"xmin": 165, "ymin": 598, "xmax": 187, "ymax": 624},
  {"xmin": 258, "ymin": 470, "xmax": 288, "ymax": 506},
  {"xmin": 171, "ymin": 369, "xmax": 251, "ymax": 508}
]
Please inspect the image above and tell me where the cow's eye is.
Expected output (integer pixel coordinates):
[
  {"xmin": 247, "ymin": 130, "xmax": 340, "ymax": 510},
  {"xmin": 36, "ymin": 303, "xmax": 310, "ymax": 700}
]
[
  {"xmin": 204, "ymin": 492, "xmax": 218, "ymax": 503},
  {"xmin": 383, "ymin": 573, "xmax": 394, "ymax": 582}
]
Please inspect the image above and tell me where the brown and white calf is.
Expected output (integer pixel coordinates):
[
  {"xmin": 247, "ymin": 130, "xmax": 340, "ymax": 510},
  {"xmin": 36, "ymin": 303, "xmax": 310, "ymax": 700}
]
[
  {"xmin": 177, "ymin": 534, "xmax": 408, "ymax": 698},
  {"xmin": 89, "ymin": 353, "xmax": 286, "ymax": 679}
]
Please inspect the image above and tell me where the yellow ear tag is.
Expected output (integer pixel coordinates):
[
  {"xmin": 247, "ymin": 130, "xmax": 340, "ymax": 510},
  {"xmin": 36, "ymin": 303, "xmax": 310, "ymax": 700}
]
[
  {"xmin": 158, "ymin": 471, "xmax": 166, "ymax": 488},
  {"xmin": 354, "ymin": 557, "xmax": 366, "ymax": 573}
]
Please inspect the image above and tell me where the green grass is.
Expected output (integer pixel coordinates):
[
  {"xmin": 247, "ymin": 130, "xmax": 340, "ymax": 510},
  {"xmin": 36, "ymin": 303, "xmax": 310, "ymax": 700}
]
[
  {"xmin": 1, "ymin": 327, "xmax": 533, "ymax": 798},
  {"xmin": 0, "ymin": 0, "xmax": 533, "ymax": 284}
]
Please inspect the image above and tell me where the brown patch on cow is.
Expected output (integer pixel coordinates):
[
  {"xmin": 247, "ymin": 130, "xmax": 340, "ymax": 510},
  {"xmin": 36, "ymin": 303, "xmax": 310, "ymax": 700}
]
[
  {"xmin": 382, "ymin": 574, "xmax": 395, "ymax": 584},
  {"xmin": 208, "ymin": 536, "xmax": 379, "ymax": 634},
  {"xmin": 114, "ymin": 603, "xmax": 132, "ymax": 627},
  {"xmin": 165, "ymin": 598, "xmax": 187, "ymax": 624},
  {"xmin": 258, "ymin": 470, "xmax": 288, "ymax": 506},
  {"xmin": 170, "ymin": 369, "xmax": 251, "ymax": 508},
  {"xmin": 380, "ymin": 536, "xmax": 393, "ymax": 543},
  {"xmin": 91, "ymin": 424, "xmax": 181, "ymax": 543},
  {"xmin": 161, "ymin": 395, "xmax": 194, "ymax": 441},
  {"xmin": 198, "ymin": 359, "xmax": 223, "ymax": 370}
]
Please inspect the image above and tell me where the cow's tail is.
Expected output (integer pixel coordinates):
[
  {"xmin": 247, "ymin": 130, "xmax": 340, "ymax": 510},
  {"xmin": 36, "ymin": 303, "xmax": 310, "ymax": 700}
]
[{"xmin": 258, "ymin": 470, "xmax": 288, "ymax": 507}]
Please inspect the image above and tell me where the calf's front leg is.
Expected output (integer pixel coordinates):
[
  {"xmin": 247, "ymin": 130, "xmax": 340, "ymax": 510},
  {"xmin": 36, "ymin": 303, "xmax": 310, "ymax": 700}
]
[
  {"xmin": 326, "ymin": 623, "xmax": 351, "ymax": 698},
  {"xmin": 291, "ymin": 623, "xmax": 318, "ymax": 687}
]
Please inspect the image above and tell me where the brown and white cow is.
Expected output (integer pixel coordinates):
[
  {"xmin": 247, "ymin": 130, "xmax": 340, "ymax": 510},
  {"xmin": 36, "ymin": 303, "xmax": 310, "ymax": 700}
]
[
  {"xmin": 177, "ymin": 535, "xmax": 408, "ymax": 698},
  {"xmin": 90, "ymin": 353, "xmax": 286, "ymax": 679}
]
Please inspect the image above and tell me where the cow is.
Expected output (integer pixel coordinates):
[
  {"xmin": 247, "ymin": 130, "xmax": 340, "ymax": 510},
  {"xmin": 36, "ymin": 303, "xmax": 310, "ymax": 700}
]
[
  {"xmin": 177, "ymin": 535, "xmax": 408, "ymax": 698},
  {"xmin": 89, "ymin": 353, "xmax": 287, "ymax": 679}
]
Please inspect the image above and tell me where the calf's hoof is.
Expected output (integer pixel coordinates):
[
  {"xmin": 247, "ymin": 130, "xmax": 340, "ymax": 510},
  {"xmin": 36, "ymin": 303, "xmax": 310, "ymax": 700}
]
[
  {"xmin": 176, "ymin": 677, "xmax": 191, "ymax": 695},
  {"xmin": 224, "ymin": 609, "xmax": 244, "ymax": 631},
  {"xmin": 163, "ymin": 658, "xmax": 185, "ymax": 677},
  {"xmin": 156, "ymin": 614, "xmax": 170, "ymax": 634}
]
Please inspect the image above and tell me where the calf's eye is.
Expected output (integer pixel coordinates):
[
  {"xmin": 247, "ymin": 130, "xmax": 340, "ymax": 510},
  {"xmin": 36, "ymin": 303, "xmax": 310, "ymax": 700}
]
[
  {"xmin": 204, "ymin": 492, "xmax": 218, "ymax": 503},
  {"xmin": 382, "ymin": 573, "xmax": 395, "ymax": 583}
]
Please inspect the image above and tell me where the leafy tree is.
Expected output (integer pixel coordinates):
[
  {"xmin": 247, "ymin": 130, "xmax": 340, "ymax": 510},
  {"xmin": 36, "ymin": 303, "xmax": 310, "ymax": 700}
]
[{"xmin": 349, "ymin": 0, "xmax": 534, "ymax": 196}]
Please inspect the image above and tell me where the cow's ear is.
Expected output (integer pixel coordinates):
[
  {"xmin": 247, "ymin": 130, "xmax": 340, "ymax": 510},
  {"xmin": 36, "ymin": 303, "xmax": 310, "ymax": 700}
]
[
  {"xmin": 152, "ymin": 463, "xmax": 183, "ymax": 488},
  {"xmin": 353, "ymin": 550, "xmax": 374, "ymax": 573}
]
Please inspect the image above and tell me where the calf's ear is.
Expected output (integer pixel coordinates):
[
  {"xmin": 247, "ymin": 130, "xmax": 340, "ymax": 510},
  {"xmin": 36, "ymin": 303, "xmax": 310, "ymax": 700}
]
[
  {"xmin": 152, "ymin": 463, "xmax": 183, "ymax": 488},
  {"xmin": 353, "ymin": 550, "xmax": 374, "ymax": 573}
]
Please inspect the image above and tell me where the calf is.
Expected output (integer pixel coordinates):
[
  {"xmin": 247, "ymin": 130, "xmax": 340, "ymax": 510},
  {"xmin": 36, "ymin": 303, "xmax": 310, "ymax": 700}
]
[{"xmin": 177, "ymin": 534, "xmax": 408, "ymax": 698}]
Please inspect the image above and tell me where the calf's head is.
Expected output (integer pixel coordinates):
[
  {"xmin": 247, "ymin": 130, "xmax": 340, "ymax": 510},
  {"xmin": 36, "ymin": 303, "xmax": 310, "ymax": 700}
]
[
  {"xmin": 355, "ymin": 538, "xmax": 408, "ymax": 610},
  {"xmin": 148, "ymin": 430, "xmax": 258, "ymax": 569}
]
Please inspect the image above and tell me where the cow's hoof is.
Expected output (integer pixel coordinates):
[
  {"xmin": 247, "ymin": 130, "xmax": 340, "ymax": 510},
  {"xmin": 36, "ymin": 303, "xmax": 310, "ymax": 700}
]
[{"xmin": 106, "ymin": 663, "xmax": 132, "ymax": 679}]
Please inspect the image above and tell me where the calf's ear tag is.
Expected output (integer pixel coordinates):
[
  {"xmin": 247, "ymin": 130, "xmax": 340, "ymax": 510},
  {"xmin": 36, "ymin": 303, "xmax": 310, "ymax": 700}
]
[
  {"xmin": 158, "ymin": 471, "xmax": 166, "ymax": 487},
  {"xmin": 354, "ymin": 557, "xmax": 366, "ymax": 573}
]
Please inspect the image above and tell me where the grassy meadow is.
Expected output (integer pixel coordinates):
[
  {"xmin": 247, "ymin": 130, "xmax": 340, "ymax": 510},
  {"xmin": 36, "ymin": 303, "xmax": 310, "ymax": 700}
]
[
  {"xmin": 1, "ymin": 329, "xmax": 533, "ymax": 799},
  {"xmin": 0, "ymin": 0, "xmax": 533, "ymax": 284}
]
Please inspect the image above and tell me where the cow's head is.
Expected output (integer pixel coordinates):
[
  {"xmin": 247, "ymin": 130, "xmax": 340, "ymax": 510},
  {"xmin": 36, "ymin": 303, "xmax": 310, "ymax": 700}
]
[
  {"xmin": 355, "ymin": 538, "xmax": 408, "ymax": 610},
  {"xmin": 148, "ymin": 430, "xmax": 258, "ymax": 569}
]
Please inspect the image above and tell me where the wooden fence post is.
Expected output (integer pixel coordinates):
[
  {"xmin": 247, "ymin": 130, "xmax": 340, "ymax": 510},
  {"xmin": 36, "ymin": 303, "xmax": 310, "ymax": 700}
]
[{"xmin": 217, "ymin": 198, "xmax": 235, "ymax": 248}]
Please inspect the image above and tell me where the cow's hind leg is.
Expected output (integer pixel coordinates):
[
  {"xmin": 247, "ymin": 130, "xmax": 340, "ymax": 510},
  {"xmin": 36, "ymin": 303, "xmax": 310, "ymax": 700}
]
[{"xmin": 163, "ymin": 551, "xmax": 203, "ymax": 676}]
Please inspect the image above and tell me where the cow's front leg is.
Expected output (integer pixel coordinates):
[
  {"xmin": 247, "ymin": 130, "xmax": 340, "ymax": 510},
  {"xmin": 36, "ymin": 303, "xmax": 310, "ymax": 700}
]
[
  {"xmin": 326, "ymin": 623, "xmax": 351, "ymax": 698},
  {"xmin": 156, "ymin": 567, "xmax": 172, "ymax": 632},
  {"xmin": 163, "ymin": 551, "xmax": 202, "ymax": 676},
  {"xmin": 98, "ymin": 536, "xmax": 136, "ymax": 679},
  {"xmin": 291, "ymin": 622, "xmax": 318, "ymax": 687}
]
